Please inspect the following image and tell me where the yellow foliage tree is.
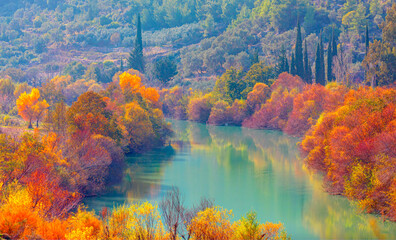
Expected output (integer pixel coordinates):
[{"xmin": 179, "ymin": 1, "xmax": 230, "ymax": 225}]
[
  {"xmin": 123, "ymin": 101, "xmax": 156, "ymax": 152},
  {"xmin": 189, "ymin": 207, "xmax": 235, "ymax": 240},
  {"xmin": 119, "ymin": 72, "xmax": 142, "ymax": 95},
  {"xmin": 16, "ymin": 88, "xmax": 49, "ymax": 128}
]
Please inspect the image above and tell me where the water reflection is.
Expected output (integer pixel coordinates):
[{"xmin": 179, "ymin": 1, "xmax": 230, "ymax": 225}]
[{"xmin": 85, "ymin": 120, "xmax": 396, "ymax": 239}]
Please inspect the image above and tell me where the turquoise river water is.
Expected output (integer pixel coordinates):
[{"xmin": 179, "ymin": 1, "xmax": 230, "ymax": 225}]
[{"xmin": 84, "ymin": 119, "xmax": 396, "ymax": 239}]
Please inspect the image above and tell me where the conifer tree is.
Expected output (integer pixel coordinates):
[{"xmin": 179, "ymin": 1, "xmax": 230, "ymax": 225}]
[
  {"xmin": 295, "ymin": 18, "xmax": 304, "ymax": 78},
  {"xmin": 304, "ymin": 40, "xmax": 312, "ymax": 84},
  {"xmin": 332, "ymin": 30, "xmax": 337, "ymax": 57},
  {"xmin": 315, "ymin": 36, "xmax": 325, "ymax": 85},
  {"xmin": 277, "ymin": 46, "xmax": 289, "ymax": 74},
  {"xmin": 365, "ymin": 24, "xmax": 369, "ymax": 54},
  {"xmin": 285, "ymin": 56, "xmax": 289, "ymax": 74},
  {"xmin": 327, "ymin": 39, "xmax": 333, "ymax": 82},
  {"xmin": 320, "ymin": 35, "xmax": 326, "ymax": 84},
  {"xmin": 128, "ymin": 13, "xmax": 145, "ymax": 73},
  {"xmin": 120, "ymin": 58, "xmax": 124, "ymax": 72},
  {"xmin": 290, "ymin": 53, "xmax": 296, "ymax": 75}
]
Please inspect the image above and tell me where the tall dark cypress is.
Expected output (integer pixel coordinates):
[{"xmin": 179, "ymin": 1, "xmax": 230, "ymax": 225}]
[
  {"xmin": 327, "ymin": 39, "xmax": 333, "ymax": 82},
  {"xmin": 320, "ymin": 35, "xmax": 326, "ymax": 84},
  {"xmin": 290, "ymin": 53, "xmax": 296, "ymax": 75},
  {"xmin": 303, "ymin": 40, "xmax": 312, "ymax": 84},
  {"xmin": 295, "ymin": 19, "xmax": 304, "ymax": 79},
  {"xmin": 332, "ymin": 29, "xmax": 337, "ymax": 57},
  {"xmin": 315, "ymin": 39, "xmax": 325, "ymax": 85},
  {"xmin": 365, "ymin": 24, "xmax": 369, "ymax": 54},
  {"xmin": 128, "ymin": 13, "xmax": 145, "ymax": 73},
  {"xmin": 120, "ymin": 57, "xmax": 124, "ymax": 72},
  {"xmin": 285, "ymin": 55, "xmax": 289, "ymax": 74},
  {"xmin": 277, "ymin": 46, "xmax": 287, "ymax": 74}
]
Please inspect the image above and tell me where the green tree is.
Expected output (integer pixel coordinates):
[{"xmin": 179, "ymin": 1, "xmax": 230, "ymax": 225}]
[
  {"xmin": 243, "ymin": 62, "xmax": 275, "ymax": 95},
  {"xmin": 362, "ymin": 4, "xmax": 396, "ymax": 87},
  {"xmin": 290, "ymin": 53, "xmax": 296, "ymax": 75},
  {"xmin": 277, "ymin": 46, "xmax": 289, "ymax": 75},
  {"xmin": 295, "ymin": 18, "xmax": 304, "ymax": 78},
  {"xmin": 315, "ymin": 37, "xmax": 325, "ymax": 85},
  {"xmin": 154, "ymin": 56, "xmax": 178, "ymax": 85},
  {"xmin": 128, "ymin": 13, "xmax": 145, "ymax": 73},
  {"xmin": 365, "ymin": 24, "xmax": 369, "ymax": 54},
  {"xmin": 214, "ymin": 67, "xmax": 246, "ymax": 102},
  {"xmin": 203, "ymin": 13, "xmax": 215, "ymax": 37},
  {"xmin": 120, "ymin": 58, "xmax": 124, "ymax": 72},
  {"xmin": 303, "ymin": 40, "xmax": 312, "ymax": 84},
  {"xmin": 327, "ymin": 39, "xmax": 333, "ymax": 82}
]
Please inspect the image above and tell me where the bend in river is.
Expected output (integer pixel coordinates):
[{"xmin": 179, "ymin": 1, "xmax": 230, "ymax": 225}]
[{"xmin": 85, "ymin": 119, "xmax": 396, "ymax": 239}]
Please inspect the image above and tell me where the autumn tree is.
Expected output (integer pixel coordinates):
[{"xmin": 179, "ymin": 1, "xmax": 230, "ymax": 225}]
[
  {"xmin": 67, "ymin": 91, "xmax": 121, "ymax": 141},
  {"xmin": 16, "ymin": 88, "xmax": 49, "ymax": 128},
  {"xmin": 301, "ymin": 87, "xmax": 396, "ymax": 220},
  {"xmin": 362, "ymin": 4, "xmax": 396, "ymax": 87},
  {"xmin": 189, "ymin": 207, "xmax": 235, "ymax": 240}
]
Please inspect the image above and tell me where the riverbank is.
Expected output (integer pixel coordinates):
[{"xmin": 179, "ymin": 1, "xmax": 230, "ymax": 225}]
[{"xmin": 161, "ymin": 73, "xmax": 396, "ymax": 221}]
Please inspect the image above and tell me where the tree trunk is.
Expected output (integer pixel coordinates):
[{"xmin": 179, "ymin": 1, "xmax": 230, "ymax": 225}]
[{"xmin": 28, "ymin": 120, "xmax": 33, "ymax": 129}]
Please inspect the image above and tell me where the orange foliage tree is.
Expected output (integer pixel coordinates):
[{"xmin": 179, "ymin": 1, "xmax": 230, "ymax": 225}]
[
  {"xmin": 16, "ymin": 88, "xmax": 49, "ymax": 128},
  {"xmin": 284, "ymin": 83, "xmax": 348, "ymax": 137},
  {"xmin": 243, "ymin": 73, "xmax": 304, "ymax": 130},
  {"xmin": 301, "ymin": 87, "xmax": 396, "ymax": 220}
]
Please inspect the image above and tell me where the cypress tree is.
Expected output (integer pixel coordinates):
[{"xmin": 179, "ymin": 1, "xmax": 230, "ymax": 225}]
[
  {"xmin": 320, "ymin": 35, "xmax": 326, "ymax": 84},
  {"xmin": 315, "ymin": 39, "xmax": 325, "ymax": 85},
  {"xmin": 327, "ymin": 39, "xmax": 333, "ymax": 82},
  {"xmin": 295, "ymin": 18, "xmax": 304, "ymax": 78},
  {"xmin": 332, "ymin": 29, "xmax": 337, "ymax": 57},
  {"xmin": 128, "ymin": 13, "xmax": 145, "ymax": 73},
  {"xmin": 365, "ymin": 24, "xmax": 369, "ymax": 54},
  {"xmin": 285, "ymin": 55, "xmax": 289, "ymax": 74},
  {"xmin": 120, "ymin": 58, "xmax": 124, "ymax": 72},
  {"xmin": 290, "ymin": 53, "xmax": 296, "ymax": 75},
  {"xmin": 303, "ymin": 40, "xmax": 312, "ymax": 84}
]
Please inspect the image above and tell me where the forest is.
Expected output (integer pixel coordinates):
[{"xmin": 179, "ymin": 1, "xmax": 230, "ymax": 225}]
[{"xmin": 0, "ymin": 0, "xmax": 395, "ymax": 239}]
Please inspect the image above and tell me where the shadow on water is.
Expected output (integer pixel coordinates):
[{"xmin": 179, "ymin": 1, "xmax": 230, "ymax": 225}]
[{"xmin": 84, "ymin": 119, "xmax": 396, "ymax": 240}]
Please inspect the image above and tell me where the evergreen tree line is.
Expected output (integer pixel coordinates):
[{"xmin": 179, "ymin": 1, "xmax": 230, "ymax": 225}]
[{"xmin": 277, "ymin": 19, "xmax": 339, "ymax": 86}]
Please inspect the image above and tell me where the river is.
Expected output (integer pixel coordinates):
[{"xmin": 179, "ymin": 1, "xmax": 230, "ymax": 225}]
[{"xmin": 84, "ymin": 119, "xmax": 396, "ymax": 239}]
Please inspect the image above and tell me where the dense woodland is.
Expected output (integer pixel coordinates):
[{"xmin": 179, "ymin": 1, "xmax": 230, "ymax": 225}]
[{"xmin": 0, "ymin": 0, "xmax": 395, "ymax": 239}]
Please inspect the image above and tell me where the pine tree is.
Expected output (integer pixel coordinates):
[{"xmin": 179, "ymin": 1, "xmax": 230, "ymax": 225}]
[
  {"xmin": 128, "ymin": 13, "xmax": 145, "ymax": 73},
  {"xmin": 295, "ymin": 18, "xmax": 304, "ymax": 78},
  {"xmin": 290, "ymin": 53, "xmax": 296, "ymax": 75},
  {"xmin": 303, "ymin": 40, "xmax": 312, "ymax": 84},
  {"xmin": 327, "ymin": 39, "xmax": 333, "ymax": 82}
]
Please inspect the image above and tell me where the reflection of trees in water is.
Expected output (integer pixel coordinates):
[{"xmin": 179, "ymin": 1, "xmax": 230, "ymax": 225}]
[
  {"xmin": 119, "ymin": 149, "xmax": 176, "ymax": 201},
  {"xmin": 302, "ymin": 172, "xmax": 396, "ymax": 239},
  {"xmin": 92, "ymin": 120, "xmax": 396, "ymax": 239}
]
